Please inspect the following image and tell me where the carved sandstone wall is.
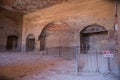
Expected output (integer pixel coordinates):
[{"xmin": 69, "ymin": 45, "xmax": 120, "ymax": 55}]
[
  {"xmin": 0, "ymin": 7, "xmax": 23, "ymax": 51},
  {"xmin": 22, "ymin": 0, "xmax": 115, "ymax": 51},
  {"xmin": 118, "ymin": 2, "xmax": 120, "ymax": 67}
]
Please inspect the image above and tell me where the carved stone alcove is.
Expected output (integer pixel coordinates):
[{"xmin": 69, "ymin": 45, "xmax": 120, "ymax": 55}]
[
  {"xmin": 80, "ymin": 24, "xmax": 108, "ymax": 54},
  {"xmin": 81, "ymin": 24, "xmax": 107, "ymax": 34},
  {"xmin": 79, "ymin": 25, "xmax": 110, "ymax": 72},
  {"xmin": 26, "ymin": 34, "xmax": 35, "ymax": 51}
]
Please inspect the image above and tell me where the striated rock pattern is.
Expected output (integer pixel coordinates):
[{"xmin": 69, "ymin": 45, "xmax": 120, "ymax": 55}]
[{"xmin": 0, "ymin": 0, "xmax": 68, "ymax": 13}]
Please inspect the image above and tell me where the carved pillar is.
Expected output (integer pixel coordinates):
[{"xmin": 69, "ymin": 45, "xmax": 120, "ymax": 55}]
[
  {"xmin": 34, "ymin": 40, "xmax": 40, "ymax": 53},
  {"xmin": 21, "ymin": 39, "xmax": 26, "ymax": 52}
]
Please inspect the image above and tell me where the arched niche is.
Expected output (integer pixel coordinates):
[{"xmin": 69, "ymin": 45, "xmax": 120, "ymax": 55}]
[
  {"xmin": 39, "ymin": 21, "xmax": 70, "ymax": 51},
  {"xmin": 26, "ymin": 34, "xmax": 35, "ymax": 51},
  {"xmin": 79, "ymin": 25, "xmax": 119, "ymax": 74},
  {"xmin": 6, "ymin": 35, "xmax": 18, "ymax": 50},
  {"xmin": 80, "ymin": 24, "xmax": 108, "ymax": 54},
  {"xmin": 79, "ymin": 25, "xmax": 109, "ymax": 72}
]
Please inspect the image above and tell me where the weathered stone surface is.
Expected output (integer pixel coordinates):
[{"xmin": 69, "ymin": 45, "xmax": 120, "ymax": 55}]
[
  {"xmin": 0, "ymin": 0, "xmax": 120, "ymax": 77},
  {"xmin": 0, "ymin": 0, "xmax": 68, "ymax": 13},
  {"xmin": 22, "ymin": 0, "xmax": 115, "ymax": 51},
  {"xmin": 0, "ymin": 7, "xmax": 23, "ymax": 51}
]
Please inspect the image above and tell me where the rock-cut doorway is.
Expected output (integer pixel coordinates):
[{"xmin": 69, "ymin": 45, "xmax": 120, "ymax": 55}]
[
  {"xmin": 6, "ymin": 35, "xmax": 18, "ymax": 50},
  {"xmin": 80, "ymin": 25, "xmax": 109, "ymax": 72}
]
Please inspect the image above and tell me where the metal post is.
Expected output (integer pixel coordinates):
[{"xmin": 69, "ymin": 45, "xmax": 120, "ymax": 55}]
[
  {"xmin": 107, "ymin": 57, "xmax": 112, "ymax": 72},
  {"xmin": 103, "ymin": 57, "xmax": 114, "ymax": 77},
  {"xmin": 75, "ymin": 46, "xmax": 79, "ymax": 74},
  {"xmin": 95, "ymin": 48, "xmax": 100, "ymax": 73},
  {"xmin": 58, "ymin": 46, "xmax": 61, "ymax": 57}
]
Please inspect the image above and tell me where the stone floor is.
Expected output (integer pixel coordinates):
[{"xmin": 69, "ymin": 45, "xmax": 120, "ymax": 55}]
[{"xmin": 0, "ymin": 52, "xmax": 119, "ymax": 80}]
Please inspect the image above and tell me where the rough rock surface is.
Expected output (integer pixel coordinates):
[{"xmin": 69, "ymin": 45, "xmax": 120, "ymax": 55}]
[{"xmin": 0, "ymin": 0, "xmax": 68, "ymax": 13}]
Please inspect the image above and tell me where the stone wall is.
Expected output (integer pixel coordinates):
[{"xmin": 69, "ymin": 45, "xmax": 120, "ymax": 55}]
[
  {"xmin": 22, "ymin": 0, "xmax": 115, "ymax": 52},
  {"xmin": 22, "ymin": 1, "xmax": 120, "ymax": 74},
  {"xmin": 117, "ymin": 2, "xmax": 120, "ymax": 77},
  {"xmin": 0, "ymin": 7, "xmax": 23, "ymax": 52}
]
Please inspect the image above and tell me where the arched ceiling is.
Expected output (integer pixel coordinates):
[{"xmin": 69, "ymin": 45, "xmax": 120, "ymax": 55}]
[{"xmin": 0, "ymin": 0, "xmax": 68, "ymax": 13}]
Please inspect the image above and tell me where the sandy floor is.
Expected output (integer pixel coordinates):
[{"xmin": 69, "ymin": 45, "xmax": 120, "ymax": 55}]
[{"xmin": 0, "ymin": 52, "xmax": 119, "ymax": 80}]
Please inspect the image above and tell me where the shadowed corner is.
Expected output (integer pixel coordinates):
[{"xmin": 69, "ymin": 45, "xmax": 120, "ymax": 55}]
[{"xmin": 0, "ymin": 76, "xmax": 14, "ymax": 80}]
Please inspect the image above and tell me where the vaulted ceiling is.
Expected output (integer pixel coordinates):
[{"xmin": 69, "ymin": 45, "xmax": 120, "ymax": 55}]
[{"xmin": 0, "ymin": 0, "xmax": 68, "ymax": 13}]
